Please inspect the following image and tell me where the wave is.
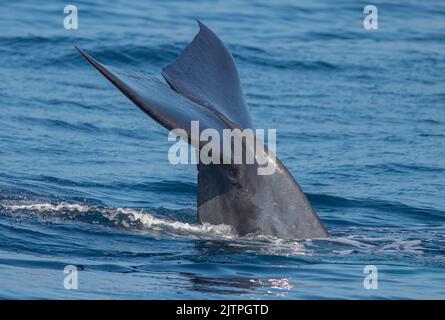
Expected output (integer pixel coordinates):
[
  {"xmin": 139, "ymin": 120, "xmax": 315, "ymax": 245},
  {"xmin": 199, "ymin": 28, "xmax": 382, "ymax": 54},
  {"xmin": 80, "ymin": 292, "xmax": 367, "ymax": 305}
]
[
  {"xmin": 1, "ymin": 199, "xmax": 443, "ymax": 263},
  {"xmin": 0, "ymin": 34, "xmax": 182, "ymax": 69},
  {"xmin": 0, "ymin": 175, "xmax": 196, "ymax": 196},
  {"xmin": 2, "ymin": 33, "xmax": 342, "ymax": 72},
  {"xmin": 232, "ymin": 51, "xmax": 337, "ymax": 71},
  {"xmin": 12, "ymin": 115, "xmax": 159, "ymax": 141},
  {"xmin": 308, "ymin": 193, "xmax": 445, "ymax": 223},
  {"xmin": 0, "ymin": 202, "xmax": 236, "ymax": 240}
]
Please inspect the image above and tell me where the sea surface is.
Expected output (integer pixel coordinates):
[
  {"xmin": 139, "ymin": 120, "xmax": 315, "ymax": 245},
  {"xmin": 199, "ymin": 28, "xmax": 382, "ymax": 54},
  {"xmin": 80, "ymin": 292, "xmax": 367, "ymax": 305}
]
[{"xmin": 0, "ymin": 0, "xmax": 444, "ymax": 299}]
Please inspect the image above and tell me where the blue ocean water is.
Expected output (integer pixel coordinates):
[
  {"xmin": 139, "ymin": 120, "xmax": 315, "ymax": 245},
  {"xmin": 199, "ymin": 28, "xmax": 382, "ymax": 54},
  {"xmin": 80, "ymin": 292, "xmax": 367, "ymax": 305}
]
[{"xmin": 0, "ymin": 0, "xmax": 444, "ymax": 299}]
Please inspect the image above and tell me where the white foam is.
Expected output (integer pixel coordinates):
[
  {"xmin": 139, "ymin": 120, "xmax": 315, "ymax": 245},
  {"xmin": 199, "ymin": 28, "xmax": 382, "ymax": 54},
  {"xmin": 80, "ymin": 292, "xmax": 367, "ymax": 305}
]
[
  {"xmin": 0, "ymin": 200, "xmax": 312, "ymax": 256},
  {"xmin": 7, "ymin": 203, "xmax": 91, "ymax": 213},
  {"xmin": 1, "ymin": 202, "xmax": 237, "ymax": 239},
  {"xmin": 1, "ymin": 201, "xmax": 431, "ymax": 257}
]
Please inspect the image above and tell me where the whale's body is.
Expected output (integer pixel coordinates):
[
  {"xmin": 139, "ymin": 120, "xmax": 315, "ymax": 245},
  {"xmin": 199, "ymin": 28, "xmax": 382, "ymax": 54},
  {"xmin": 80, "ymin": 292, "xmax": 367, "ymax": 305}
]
[{"xmin": 77, "ymin": 21, "xmax": 328, "ymax": 239}]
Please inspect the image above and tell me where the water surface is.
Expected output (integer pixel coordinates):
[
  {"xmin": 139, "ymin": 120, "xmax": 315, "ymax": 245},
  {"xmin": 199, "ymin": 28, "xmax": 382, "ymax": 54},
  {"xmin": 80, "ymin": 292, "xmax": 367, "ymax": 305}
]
[{"xmin": 0, "ymin": 0, "xmax": 444, "ymax": 299}]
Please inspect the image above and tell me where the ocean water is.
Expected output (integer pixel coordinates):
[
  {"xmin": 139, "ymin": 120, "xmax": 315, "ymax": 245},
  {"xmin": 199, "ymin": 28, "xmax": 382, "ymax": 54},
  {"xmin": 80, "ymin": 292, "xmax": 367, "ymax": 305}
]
[{"xmin": 1, "ymin": 0, "xmax": 444, "ymax": 299}]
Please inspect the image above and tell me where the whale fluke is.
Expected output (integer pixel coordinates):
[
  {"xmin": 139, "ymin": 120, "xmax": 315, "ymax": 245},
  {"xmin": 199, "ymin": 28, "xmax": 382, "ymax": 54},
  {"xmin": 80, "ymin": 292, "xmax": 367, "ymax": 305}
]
[
  {"xmin": 162, "ymin": 21, "xmax": 252, "ymax": 129},
  {"xmin": 76, "ymin": 21, "xmax": 328, "ymax": 239}
]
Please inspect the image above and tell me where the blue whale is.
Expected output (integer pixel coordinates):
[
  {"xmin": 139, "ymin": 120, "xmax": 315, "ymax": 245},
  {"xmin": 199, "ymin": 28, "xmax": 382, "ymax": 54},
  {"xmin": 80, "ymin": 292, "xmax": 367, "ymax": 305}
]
[{"xmin": 77, "ymin": 21, "xmax": 328, "ymax": 239}]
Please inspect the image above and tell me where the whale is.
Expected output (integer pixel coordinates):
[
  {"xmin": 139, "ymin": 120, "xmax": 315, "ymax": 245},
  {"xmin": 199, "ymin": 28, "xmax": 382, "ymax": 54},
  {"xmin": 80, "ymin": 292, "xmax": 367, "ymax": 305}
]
[{"xmin": 76, "ymin": 21, "xmax": 328, "ymax": 239}]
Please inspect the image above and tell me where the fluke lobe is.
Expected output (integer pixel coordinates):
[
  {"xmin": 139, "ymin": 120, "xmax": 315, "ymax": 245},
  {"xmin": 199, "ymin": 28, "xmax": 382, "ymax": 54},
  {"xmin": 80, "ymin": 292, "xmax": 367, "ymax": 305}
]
[{"xmin": 76, "ymin": 21, "xmax": 328, "ymax": 239}]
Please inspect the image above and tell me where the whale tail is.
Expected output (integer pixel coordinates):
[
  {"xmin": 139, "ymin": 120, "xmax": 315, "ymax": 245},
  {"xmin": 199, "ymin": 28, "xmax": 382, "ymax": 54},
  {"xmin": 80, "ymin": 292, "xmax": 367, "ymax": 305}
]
[{"xmin": 76, "ymin": 21, "xmax": 328, "ymax": 239}]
